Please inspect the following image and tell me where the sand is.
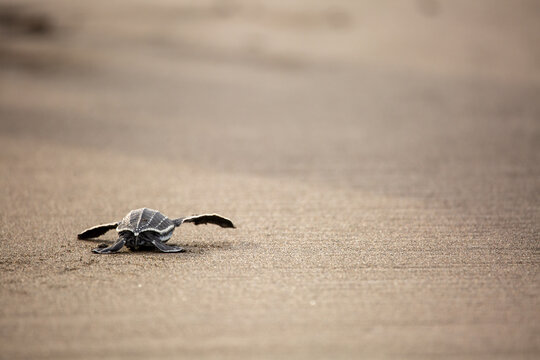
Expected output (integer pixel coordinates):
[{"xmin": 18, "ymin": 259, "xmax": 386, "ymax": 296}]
[{"xmin": 0, "ymin": 0, "xmax": 539, "ymax": 359}]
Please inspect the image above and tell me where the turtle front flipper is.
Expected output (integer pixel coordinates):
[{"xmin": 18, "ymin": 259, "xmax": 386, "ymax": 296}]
[
  {"xmin": 173, "ymin": 214, "xmax": 235, "ymax": 228},
  {"xmin": 151, "ymin": 239, "xmax": 185, "ymax": 253},
  {"xmin": 78, "ymin": 222, "xmax": 119, "ymax": 239},
  {"xmin": 92, "ymin": 238, "xmax": 126, "ymax": 254}
]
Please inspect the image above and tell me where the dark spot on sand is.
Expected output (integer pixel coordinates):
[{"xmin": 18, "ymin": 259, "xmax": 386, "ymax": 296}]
[{"xmin": 0, "ymin": 5, "xmax": 54, "ymax": 36}]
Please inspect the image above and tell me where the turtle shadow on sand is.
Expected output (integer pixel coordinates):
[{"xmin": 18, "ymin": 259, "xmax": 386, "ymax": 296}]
[{"xmin": 85, "ymin": 238, "xmax": 234, "ymax": 255}]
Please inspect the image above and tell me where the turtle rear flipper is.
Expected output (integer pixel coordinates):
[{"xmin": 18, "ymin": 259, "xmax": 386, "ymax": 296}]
[
  {"xmin": 78, "ymin": 222, "xmax": 119, "ymax": 239},
  {"xmin": 92, "ymin": 238, "xmax": 126, "ymax": 254},
  {"xmin": 151, "ymin": 239, "xmax": 185, "ymax": 253},
  {"xmin": 173, "ymin": 214, "xmax": 235, "ymax": 228}
]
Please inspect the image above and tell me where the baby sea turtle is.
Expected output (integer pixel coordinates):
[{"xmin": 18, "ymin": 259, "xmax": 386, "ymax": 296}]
[{"xmin": 78, "ymin": 208, "xmax": 235, "ymax": 254}]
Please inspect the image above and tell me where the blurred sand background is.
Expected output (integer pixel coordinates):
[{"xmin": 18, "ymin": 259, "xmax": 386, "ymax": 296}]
[{"xmin": 0, "ymin": 0, "xmax": 539, "ymax": 359}]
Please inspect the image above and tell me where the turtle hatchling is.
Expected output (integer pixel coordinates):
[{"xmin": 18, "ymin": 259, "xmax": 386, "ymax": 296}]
[{"xmin": 78, "ymin": 208, "xmax": 235, "ymax": 254}]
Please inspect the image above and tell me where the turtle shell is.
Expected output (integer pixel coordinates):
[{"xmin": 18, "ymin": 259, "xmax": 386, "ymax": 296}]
[{"xmin": 116, "ymin": 208, "xmax": 174, "ymax": 237}]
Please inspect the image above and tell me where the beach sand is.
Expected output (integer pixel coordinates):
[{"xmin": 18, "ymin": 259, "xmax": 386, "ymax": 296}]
[{"xmin": 0, "ymin": 1, "xmax": 539, "ymax": 358}]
